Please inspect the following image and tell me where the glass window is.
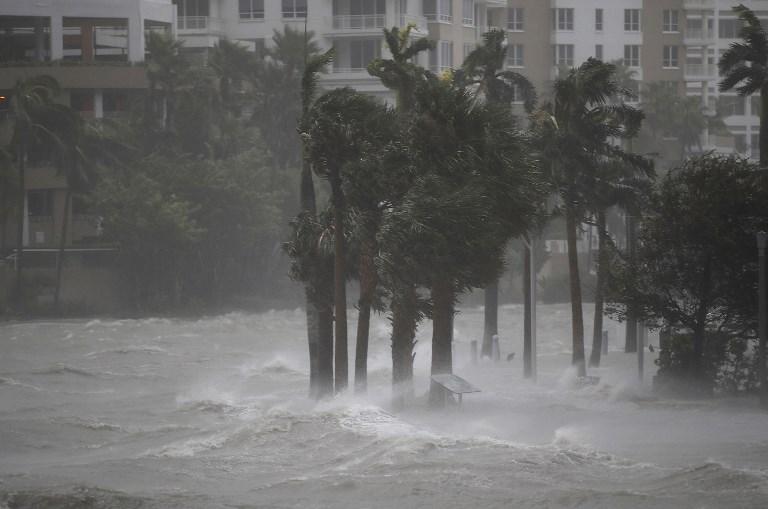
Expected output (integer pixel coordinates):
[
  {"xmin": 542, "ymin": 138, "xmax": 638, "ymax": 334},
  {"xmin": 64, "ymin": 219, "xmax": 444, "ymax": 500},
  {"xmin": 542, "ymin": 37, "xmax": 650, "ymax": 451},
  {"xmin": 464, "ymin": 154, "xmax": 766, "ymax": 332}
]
[
  {"xmin": 625, "ymin": 9, "xmax": 640, "ymax": 31},
  {"xmin": 462, "ymin": 0, "xmax": 474, "ymax": 25},
  {"xmin": 424, "ymin": 0, "xmax": 452, "ymax": 22},
  {"xmin": 282, "ymin": 0, "xmax": 307, "ymax": 18},
  {"xmin": 595, "ymin": 9, "xmax": 603, "ymax": 31},
  {"xmin": 663, "ymin": 45, "xmax": 678, "ymax": 68},
  {"xmin": 719, "ymin": 18, "xmax": 743, "ymax": 38},
  {"xmin": 624, "ymin": 45, "xmax": 640, "ymax": 67},
  {"xmin": 595, "ymin": 44, "xmax": 603, "ymax": 61},
  {"xmin": 507, "ymin": 44, "xmax": 524, "ymax": 67},
  {"xmin": 239, "ymin": 0, "xmax": 264, "ymax": 19},
  {"xmin": 553, "ymin": 8, "xmax": 574, "ymax": 31},
  {"xmin": 508, "ymin": 7, "xmax": 523, "ymax": 31},
  {"xmin": 663, "ymin": 9, "xmax": 679, "ymax": 32},
  {"xmin": 27, "ymin": 190, "xmax": 54, "ymax": 217},
  {"xmin": 553, "ymin": 44, "xmax": 574, "ymax": 66}
]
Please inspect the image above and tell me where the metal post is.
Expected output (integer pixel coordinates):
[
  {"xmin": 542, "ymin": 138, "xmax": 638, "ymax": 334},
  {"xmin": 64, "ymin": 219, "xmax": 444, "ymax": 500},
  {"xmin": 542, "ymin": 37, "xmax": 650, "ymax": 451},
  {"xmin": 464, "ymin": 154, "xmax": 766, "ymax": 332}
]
[
  {"xmin": 530, "ymin": 237, "xmax": 537, "ymax": 382},
  {"xmin": 491, "ymin": 335, "xmax": 500, "ymax": 362},
  {"xmin": 637, "ymin": 321, "xmax": 645, "ymax": 383},
  {"xmin": 601, "ymin": 330, "xmax": 608, "ymax": 355},
  {"xmin": 470, "ymin": 340, "xmax": 478, "ymax": 365},
  {"xmin": 758, "ymin": 232, "xmax": 767, "ymax": 409}
]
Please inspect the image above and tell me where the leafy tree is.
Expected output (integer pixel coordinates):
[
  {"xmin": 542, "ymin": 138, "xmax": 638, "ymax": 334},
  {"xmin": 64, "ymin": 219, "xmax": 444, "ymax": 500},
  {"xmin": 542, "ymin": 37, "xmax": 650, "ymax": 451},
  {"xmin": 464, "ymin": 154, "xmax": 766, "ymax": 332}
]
[
  {"xmin": 607, "ymin": 155, "xmax": 768, "ymax": 391},
  {"xmin": 719, "ymin": 4, "xmax": 768, "ymax": 167},
  {"xmin": 532, "ymin": 58, "xmax": 643, "ymax": 377},
  {"xmin": 145, "ymin": 31, "xmax": 189, "ymax": 148}
]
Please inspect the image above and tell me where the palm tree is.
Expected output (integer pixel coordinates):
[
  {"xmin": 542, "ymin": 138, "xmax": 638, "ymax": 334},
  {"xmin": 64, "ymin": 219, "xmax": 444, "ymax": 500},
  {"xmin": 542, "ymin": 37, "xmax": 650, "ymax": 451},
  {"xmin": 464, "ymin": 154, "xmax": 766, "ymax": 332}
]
[
  {"xmin": 719, "ymin": 4, "xmax": 768, "ymax": 167},
  {"xmin": 368, "ymin": 24, "xmax": 434, "ymax": 111},
  {"xmin": 8, "ymin": 75, "xmax": 61, "ymax": 311},
  {"xmin": 299, "ymin": 46, "xmax": 335, "ymax": 399},
  {"xmin": 587, "ymin": 154, "xmax": 653, "ymax": 367},
  {"xmin": 367, "ymin": 24, "xmax": 432, "ymax": 401},
  {"xmin": 0, "ymin": 148, "xmax": 16, "ymax": 256},
  {"xmin": 459, "ymin": 29, "xmax": 536, "ymax": 358},
  {"xmin": 209, "ymin": 39, "xmax": 254, "ymax": 117},
  {"xmin": 304, "ymin": 88, "xmax": 392, "ymax": 394},
  {"xmin": 532, "ymin": 58, "xmax": 643, "ymax": 377}
]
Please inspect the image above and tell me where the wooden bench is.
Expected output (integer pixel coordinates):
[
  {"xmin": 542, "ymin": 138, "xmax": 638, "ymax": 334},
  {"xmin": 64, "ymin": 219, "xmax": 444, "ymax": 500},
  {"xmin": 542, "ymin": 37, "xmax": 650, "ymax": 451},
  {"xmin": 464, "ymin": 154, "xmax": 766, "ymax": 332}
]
[{"xmin": 431, "ymin": 374, "xmax": 481, "ymax": 407}]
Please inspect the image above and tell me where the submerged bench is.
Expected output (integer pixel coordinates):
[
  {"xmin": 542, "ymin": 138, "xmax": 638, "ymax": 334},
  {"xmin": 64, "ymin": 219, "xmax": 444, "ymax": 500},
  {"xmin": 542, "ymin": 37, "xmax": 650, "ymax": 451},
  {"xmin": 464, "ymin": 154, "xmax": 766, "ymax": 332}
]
[{"xmin": 431, "ymin": 374, "xmax": 481, "ymax": 407}]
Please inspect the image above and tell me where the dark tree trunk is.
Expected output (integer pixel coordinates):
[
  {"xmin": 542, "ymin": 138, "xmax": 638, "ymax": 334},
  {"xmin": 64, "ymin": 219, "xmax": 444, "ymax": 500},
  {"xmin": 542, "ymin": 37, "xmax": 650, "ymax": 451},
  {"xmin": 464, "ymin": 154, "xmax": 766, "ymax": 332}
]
[
  {"xmin": 299, "ymin": 158, "xmax": 320, "ymax": 398},
  {"xmin": 481, "ymin": 280, "xmax": 499, "ymax": 358},
  {"xmin": 589, "ymin": 209, "xmax": 607, "ymax": 368},
  {"xmin": 760, "ymin": 86, "xmax": 768, "ymax": 169},
  {"xmin": 565, "ymin": 200, "xmax": 586, "ymax": 377},
  {"xmin": 54, "ymin": 188, "xmax": 72, "ymax": 311},
  {"xmin": 523, "ymin": 242, "xmax": 533, "ymax": 378},
  {"xmin": 0, "ymin": 182, "xmax": 8, "ymax": 255},
  {"xmin": 625, "ymin": 214, "xmax": 638, "ymax": 353},
  {"xmin": 391, "ymin": 284, "xmax": 417, "ymax": 409},
  {"xmin": 429, "ymin": 276, "xmax": 455, "ymax": 406},
  {"xmin": 317, "ymin": 295, "xmax": 335, "ymax": 398},
  {"xmin": 331, "ymin": 175, "xmax": 348, "ymax": 393},
  {"xmin": 354, "ymin": 235, "xmax": 377, "ymax": 394},
  {"xmin": 14, "ymin": 136, "xmax": 26, "ymax": 312}
]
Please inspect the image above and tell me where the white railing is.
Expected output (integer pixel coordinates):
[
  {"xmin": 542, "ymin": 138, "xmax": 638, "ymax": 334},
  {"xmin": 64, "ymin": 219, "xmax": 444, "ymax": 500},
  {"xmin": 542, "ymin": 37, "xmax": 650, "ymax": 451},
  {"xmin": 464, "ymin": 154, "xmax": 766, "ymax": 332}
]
[
  {"xmin": 685, "ymin": 28, "xmax": 714, "ymax": 40},
  {"xmin": 684, "ymin": 0, "xmax": 715, "ymax": 8},
  {"xmin": 425, "ymin": 13, "xmax": 453, "ymax": 23},
  {"xmin": 332, "ymin": 14, "xmax": 386, "ymax": 30},
  {"xmin": 177, "ymin": 16, "xmax": 221, "ymax": 32},
  {"xmin": 685, "ymin": 63, "xmax": 714, "ymax": 77},
  {"xmin": 331, "ymin": 67, "xmax": 371, "ymax": 74},
  {"xmin": 400, "ymin": 15, "xmax": 428, "ymax": 32}
]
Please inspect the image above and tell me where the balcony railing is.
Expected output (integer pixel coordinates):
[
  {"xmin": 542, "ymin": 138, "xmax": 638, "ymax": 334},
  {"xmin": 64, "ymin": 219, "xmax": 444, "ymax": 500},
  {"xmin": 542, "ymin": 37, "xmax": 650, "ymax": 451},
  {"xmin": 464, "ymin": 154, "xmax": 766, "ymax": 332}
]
[
  {"xmin": 400, "ymin": 15, "xmax": 428, "ymax": 33},
  {"xmin": 684, "ymin": 28, "xmax": 714, "ymax": 40},
  {"xmin": 177, "ymin": 16, "xmax": 222, "ymax": 32},
  {"xmin": 685, "ymin": 63, "xmax": 716, "ymax": 77},
  {"xmin": 332, "ymin": 14, "xmax": 386, "ymax": 30},
  {"xmin": 425, "ymin": 13, "xmax": 453, "ymax": 23}
]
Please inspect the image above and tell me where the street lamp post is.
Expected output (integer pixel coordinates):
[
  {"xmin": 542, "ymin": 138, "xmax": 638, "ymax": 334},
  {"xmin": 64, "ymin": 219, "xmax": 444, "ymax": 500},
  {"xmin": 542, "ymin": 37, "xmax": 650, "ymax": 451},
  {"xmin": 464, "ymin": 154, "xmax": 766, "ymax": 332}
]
[{"xmin": 758, "ymin": 232, "xmax": 767, "ymax": 409}]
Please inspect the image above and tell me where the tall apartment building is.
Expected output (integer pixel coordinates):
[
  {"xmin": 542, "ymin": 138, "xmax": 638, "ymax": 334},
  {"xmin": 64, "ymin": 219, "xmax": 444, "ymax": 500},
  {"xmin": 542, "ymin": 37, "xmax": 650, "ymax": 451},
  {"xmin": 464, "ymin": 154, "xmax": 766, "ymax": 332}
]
[{"xmin": 0, "ymin": 0, "xmax": 175, "ymax": 253}]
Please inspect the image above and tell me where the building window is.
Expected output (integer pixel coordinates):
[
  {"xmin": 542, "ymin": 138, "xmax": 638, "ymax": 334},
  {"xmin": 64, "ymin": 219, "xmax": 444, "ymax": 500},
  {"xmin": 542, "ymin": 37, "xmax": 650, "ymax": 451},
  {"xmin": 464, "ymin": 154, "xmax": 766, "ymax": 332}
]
[
  {"xmin": 624, "ymin": 9, "xmax": 640, "ymax": 32},
  {"xmin": 27, "ymin": 190, "xmax": 54, "ymax": 217},
  {"xmin": 663, "ymin": 9, "xmax": 679, "ymax": 32},
  {"xmin": 510, "ymin": 84, "xmax": 524, "ymax": 104},
  {"xmin": 507, "ymin": 44, "xmax": 524, "ymax": 67},
  {"xmin": 719, "ymin": 95, "xmax": 746, "ymax": 116},
  {"xmin": 282, "ymin": 0, "xmax": 307, "ymax": 19},
  {"xmin": 624, "ymin": 45, "xmax": 640, "ymax": 67},
  {"xmin": 553, "ymin": 8, "xmax": 574, "ymax": 31},
  {"xmin": 239, "ymin": 0, "xmax": 264, "ymax": 19},
  {"xmin": 595, "ymin": 44, "xmax": 603, "ymax": 61},
  {"xmin": 463, "ymin": 42, "xmax": 474, "ymax": 59},
  {"xmin": 595, "ymin": 9, "xmax": 603, "ymax": 31},
  {"xmin": 508, "ymin": 7, "xmax": 523, "ymax": 31},
  {"xmin": 553, "ymin": 44, "xmax": 574, "ymax": 66},
  {"xmin": 424, "ymin": 0, "xmax": 452, "ymax": 23},
  {"xmin": 348, "ymin": 39, "xmax": 381, "ymax": 70},
  {"xmin": 462, "ymin": 0, "xmax": 474, "ymax": 25},
  {"xmin": 719, "ymin": 18, "xmax": 743, "ymax": 38},
  {"xmin": 663, "ymin": 45, "xmax": 678, "ymax": 68},
  {"xmin": 429, "ymin": 40, "xmax": 453, "ymax": 72}
]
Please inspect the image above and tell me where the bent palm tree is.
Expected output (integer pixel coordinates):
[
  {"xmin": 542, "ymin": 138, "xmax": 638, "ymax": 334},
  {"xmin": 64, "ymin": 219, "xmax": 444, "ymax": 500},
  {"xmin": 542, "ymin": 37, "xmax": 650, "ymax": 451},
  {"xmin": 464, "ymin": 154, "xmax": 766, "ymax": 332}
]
[{"xmin": 718, "ymin": 4, "xmax": 768, "ymax": 167}]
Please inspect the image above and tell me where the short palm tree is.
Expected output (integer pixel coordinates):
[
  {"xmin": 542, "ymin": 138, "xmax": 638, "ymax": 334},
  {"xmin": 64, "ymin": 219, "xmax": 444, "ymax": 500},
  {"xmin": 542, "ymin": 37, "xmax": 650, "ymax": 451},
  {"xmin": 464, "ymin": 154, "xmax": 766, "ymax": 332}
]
[{"xmin": 718, "ymin": 4, "xmax": 768, "ymax": 167}]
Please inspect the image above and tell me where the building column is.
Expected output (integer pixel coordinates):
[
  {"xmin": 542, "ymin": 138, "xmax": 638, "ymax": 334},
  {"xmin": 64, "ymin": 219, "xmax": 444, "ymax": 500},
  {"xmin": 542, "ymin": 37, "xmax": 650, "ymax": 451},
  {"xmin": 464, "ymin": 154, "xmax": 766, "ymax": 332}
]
[
  {"xmin": 81, "ymin": 20, "xmax": 94, "ymax": 62},
  {"xmin": 128, "ymin": 16, "xmax": 145, "ymax": 63},
  {"xmin": 94, "ymin": 89, "xmax": 104, "ymax": 119},
  {"xmin": 50, "ymin": 15, "xmax": 64, "ymax": 60}
]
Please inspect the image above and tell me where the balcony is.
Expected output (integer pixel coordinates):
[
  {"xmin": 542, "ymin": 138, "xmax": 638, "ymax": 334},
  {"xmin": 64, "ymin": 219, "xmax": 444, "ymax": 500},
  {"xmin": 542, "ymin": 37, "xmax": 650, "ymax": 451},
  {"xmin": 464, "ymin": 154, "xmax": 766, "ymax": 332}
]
[
  {"xmin": 684, "ymin": 28, "xmax": 714, "ymax": 43},
  {"xmin": 400, "ymin": 15, "xmax": 428, "ymax": 34},
  {"xmin": 332, "ymin": 14, "xmax": 386, "ymax": 31},
  {"xmin": 684, "ymin": 0, "xmax": 715, "ymax": 9},
  {"xmin": 425, "ymin": 14, "xmax": 453, "ymax": 24},
  {"xmin": 177, "ymin": 16, "xmax": 222, "ymax": 34},
  {"xmin": 684, "ymin": 63, "xmax": 717, "ymax": 79}
]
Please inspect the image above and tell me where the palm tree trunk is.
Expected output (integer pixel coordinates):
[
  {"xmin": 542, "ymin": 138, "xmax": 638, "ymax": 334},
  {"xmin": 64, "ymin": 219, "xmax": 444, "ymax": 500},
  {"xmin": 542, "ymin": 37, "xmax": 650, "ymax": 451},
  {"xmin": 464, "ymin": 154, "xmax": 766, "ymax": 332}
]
[
  {"xmin": 429, "ymin": 276, "xmax": 454, "ymax": 407},
  {"xmin": 14, "ymin": 137, "xmax": 26, "ymax": 312},
  {"xmin": 391, "ymin": 283, "xmax": 417, "ymax": 409},
  {"xmin": 589, "ymin": 208, "xmax": 607, "ymax": 367},
  {"xmin": 565, "ymin": 200, "xmax": 586, "ymax": 377},
  {"xmin": 761, "ymin": 86, "xmax": 768, "ymax": 169},
  {"xmin": 625, "ymin": 214, "xmax": 638, "ymax": 353},
  {"xmin": 354, "ymin": 234, "xmax": 377, "ymax": 394},
  {"xmin": 481, "ymin": 280, "xmax": 499, "ymax": 358},
  {"xmin": 331, "ymin": 175, "xmax": 348, "ymax": 393},
  {"xmin": 523, "ymin": 242, "xmax": 533, "ymax": 378},
  {"xmin": 299, "ymin": 159, "xmax": 321, "ymax": 398},
  {"xmin": 53, "ymin": 187, "xmax": 72, "ymax": 311},
  {"xmin": 317, "ymin": 290, "xmax": 335, "ymax": 398},
  {"xmin": 0, "ymin": 183, "xmax": 8, "ymax": 255}
]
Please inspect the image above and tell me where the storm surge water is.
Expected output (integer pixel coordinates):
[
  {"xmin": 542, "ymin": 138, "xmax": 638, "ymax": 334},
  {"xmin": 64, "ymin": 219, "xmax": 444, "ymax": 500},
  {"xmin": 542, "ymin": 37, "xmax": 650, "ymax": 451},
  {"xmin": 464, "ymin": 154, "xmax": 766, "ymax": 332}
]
[{"xmin": 1, "ymin": 305, "xmax": 767, "ymax": 508}]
